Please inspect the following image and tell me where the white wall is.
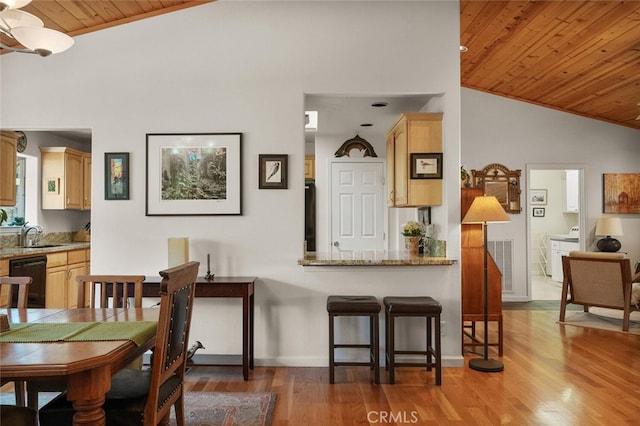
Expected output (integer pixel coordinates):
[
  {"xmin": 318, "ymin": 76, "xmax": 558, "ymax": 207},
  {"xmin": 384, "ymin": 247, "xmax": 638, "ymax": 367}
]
[
  {"xmin": 1, "ymin": 2, "xmax": 464, "ymax": 366},
  {"xmin": 462, "ymin": 88, "xmax": 640, "ymax": 301}
]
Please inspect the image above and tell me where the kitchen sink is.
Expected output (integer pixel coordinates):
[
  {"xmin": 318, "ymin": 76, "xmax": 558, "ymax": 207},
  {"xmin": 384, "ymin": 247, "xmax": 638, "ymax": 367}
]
[{"xmin": 22, "ymin": 244, "xmax": 65, "ymax": 249}]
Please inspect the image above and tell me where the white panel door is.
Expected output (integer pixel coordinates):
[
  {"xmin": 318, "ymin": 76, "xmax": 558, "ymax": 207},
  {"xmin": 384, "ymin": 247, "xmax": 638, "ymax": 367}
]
[{"xmin": 330, "ymin": 160, "xmax": 385, "ymax": 252}]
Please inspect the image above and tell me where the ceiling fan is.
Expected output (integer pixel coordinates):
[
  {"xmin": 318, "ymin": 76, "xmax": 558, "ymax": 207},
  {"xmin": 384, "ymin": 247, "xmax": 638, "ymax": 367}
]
[{"xmin": 0, "ymin": 0, "xmax": 73, "ymax": 56}]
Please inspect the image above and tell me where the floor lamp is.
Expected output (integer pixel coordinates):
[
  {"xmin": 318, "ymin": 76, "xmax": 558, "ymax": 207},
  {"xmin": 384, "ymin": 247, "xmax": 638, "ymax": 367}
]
[{"xmin": 462, "ymin": 195, "xmax": 510, "ymax": 372}]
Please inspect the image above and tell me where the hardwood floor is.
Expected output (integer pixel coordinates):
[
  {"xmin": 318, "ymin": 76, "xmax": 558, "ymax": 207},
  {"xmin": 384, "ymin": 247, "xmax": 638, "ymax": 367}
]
[
  {"xmin": 184, "ymin": 309, "xmax": 640, "ymax": 425},
  {"xmin": 2, "ymin": 310, "xmax": 637, "ymax": 424}
]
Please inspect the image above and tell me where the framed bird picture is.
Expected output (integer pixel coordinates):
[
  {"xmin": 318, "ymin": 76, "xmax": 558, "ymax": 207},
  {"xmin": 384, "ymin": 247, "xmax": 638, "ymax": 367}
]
[
  {"xmin": 259, "ymin": 154, "xmax": 288, "ymax": 189},
  {"xmin": 410, "ymin": 153, "xmax": 443, "ymax": 179}
]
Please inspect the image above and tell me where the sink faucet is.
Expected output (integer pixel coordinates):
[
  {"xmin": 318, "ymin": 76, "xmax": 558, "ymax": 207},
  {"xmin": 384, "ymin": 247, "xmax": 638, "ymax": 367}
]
[{"xmin": 20, "ymin": 225, "xmax": 43, "ymax": 247}]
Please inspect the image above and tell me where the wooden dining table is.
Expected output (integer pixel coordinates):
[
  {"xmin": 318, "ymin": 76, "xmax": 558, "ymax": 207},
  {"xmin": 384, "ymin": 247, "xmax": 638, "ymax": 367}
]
[{"xmin": 0, "ymin": 307, "xmax": 159, "ymax": 426}]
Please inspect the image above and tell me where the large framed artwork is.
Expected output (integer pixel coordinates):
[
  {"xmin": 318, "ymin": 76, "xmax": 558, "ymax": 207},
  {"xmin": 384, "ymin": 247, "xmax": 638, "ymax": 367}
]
[
  {"xmin": 146, "ymin": 133, "xmax": 242, "ymax": 216},
  {"xmin": 104, "ymin": 152, "xmax": 129, "ymax": 200},
  {"xmin": 603, "ymin": 173, "xmax": 640, "ymax": 214}
]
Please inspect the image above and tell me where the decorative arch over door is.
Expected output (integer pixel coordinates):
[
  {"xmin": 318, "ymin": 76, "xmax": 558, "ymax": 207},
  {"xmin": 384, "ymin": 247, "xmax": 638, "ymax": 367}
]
[{"xmin": 334, "ymin": 134, "xmax": 378, "ymax": 158}]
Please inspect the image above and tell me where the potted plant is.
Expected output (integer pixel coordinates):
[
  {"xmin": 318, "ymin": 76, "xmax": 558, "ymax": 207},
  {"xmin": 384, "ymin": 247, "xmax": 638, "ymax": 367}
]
[
  {"xmin": 402, "ymin": 221, "xmax": 425, "ymax": 257},
  {"xmin": 0, "ymin": 208, "xmax": 7, "ymax": 226},
  {"xmin": 460, "ymin": 165, "xmax": 471, "ymax": 188}
]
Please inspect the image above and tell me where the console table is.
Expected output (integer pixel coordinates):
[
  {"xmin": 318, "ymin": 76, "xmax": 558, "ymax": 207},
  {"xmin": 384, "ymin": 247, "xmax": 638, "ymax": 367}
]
[{"xmin": 143, "ymin": 276, "xmax": 258, "ymax": 380}]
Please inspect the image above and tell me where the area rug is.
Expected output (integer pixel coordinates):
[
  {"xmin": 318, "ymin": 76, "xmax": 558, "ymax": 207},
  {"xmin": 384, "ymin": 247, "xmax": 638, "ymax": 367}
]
[
  {"xmin": 0, "ymin": 391, "xmax": 276, "ymax": 426},
  {"xmin": 558, "ymin": 307, "xmax": 640, "ymax": 335},
  {"xmin": 170, "ymin": 392, "xmax": 276, "ymax": 426}
]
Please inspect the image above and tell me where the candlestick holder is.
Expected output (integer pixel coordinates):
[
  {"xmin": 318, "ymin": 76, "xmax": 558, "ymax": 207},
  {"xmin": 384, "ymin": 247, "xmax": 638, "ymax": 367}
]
[{"xmin": 204, "ymin": 253, "xmax": 214, "ymax": 280}]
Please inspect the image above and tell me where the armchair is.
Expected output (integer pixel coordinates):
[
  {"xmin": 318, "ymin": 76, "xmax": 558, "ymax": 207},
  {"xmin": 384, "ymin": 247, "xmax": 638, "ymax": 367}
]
[{"xmin": 560, "ymin": 251, "xmax": 638, "ymax": 331}]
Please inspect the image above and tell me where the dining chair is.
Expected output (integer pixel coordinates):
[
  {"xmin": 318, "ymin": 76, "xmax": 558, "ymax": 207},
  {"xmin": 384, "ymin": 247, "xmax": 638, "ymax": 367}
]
[
  {"xmin": 39, "ymin": 261, "xmax": 199, "ymax": 426},
  {"xmin": 26, "ymin": 275, "xmax": 146, "ymax": 412},
  {"xmin": 0, "ymin": 276, "xmax": 32, "ymax": 407},
  {"xmin": 0, "ymin": 404, "xmax": 37, "ymax": 426},
  {"xmin": 76, "ymin": 274, "xmax": 146, "ymax": 308}
]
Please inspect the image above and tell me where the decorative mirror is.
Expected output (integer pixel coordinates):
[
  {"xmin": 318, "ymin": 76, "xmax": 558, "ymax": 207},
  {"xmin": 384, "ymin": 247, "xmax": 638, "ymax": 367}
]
[{"xmin": 471, "ymin": 163, "xmax": 522, "ymax": 214}]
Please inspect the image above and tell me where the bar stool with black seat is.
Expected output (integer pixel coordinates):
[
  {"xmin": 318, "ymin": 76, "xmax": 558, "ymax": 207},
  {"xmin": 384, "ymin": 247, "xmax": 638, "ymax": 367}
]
[
  {"xmin": 383, "ymin": 296, "xmax": 442, "ymax": 385},
  {"xmin": 327, "ymin": 295, "xmax": 381, "ymax": 384}
]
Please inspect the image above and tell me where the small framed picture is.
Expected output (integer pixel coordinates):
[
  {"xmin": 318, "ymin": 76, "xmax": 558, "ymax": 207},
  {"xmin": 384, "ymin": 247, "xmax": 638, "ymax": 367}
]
[
  {"xmin": 46, "ymin": 178, "xmax": 59, "ymax": 194},
  {"xmin": 259, "ymin": 154, "xmax": 288, "ymax": 189},
  {"xmin": 410, "ymin": 153, "xmax": 443, "ymax": 179},
  {"xmin": 532, "ymin": 207, "xmax": 545, "ymax": 217},
  {"xmin": 530, "ymin": 189, "xmax": 547, "ymax": 205},
  {"xmin": 105, "ymin": 152, "xmax": 129, "ymax": 200}
]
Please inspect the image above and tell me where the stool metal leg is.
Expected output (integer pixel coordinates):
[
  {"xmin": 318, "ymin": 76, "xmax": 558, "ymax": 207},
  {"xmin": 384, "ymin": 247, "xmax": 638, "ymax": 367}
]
[
  {"xmin": 426, "ymin": 316, "xmax": 432, "ymax": 372},
  {"xmin": 388, "ymin": 313, "xmax": 396, "ymax": 384},
  {"xmin": 384, "ymin": 309, "xmax": 389, "ymax": 372},
  {"xmin": 329, "ymin": 313, "xmax": 335, "ymax": 384},
  {"xmin": 435, "ymin": 313, "xmax": 441, "ymax": 385},
  {"xmin": 372, "ymin": 314, "xmax": 380, "ymax": 384}
]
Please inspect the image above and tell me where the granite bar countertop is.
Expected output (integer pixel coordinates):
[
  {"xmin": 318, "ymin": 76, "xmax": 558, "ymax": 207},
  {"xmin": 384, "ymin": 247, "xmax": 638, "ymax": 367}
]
[
  {"xmin": 0, "ymin": 242, "xmax": 90, "ymax": 260},
  {"xmin": 298, "ymin": 252, "xmax": 457, "ymax": 266}
]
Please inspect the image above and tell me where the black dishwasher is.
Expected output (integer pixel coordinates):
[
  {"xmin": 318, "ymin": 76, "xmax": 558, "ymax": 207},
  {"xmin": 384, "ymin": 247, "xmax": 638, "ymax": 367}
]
[{"xmin": 10, "ymin": 256, "xmax": 47, "ymax": 308}]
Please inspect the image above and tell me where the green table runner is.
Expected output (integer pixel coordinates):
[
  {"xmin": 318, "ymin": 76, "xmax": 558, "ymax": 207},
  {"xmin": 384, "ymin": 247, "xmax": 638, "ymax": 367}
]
[{"xmin": 0, "ymin": 321, "xmax": 157, "ymax": 346}]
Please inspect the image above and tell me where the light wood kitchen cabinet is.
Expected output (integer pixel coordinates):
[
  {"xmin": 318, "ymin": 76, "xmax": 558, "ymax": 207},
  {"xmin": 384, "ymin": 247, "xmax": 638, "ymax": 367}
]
[
  {"xmin": 385, "ymin": 113, "xmax": 443, "ymax": 207},
  {"xmin": 563, "ymin": 169, "xmax": 579, "ymax": 213},
  {"xmin": 304, "ymin": 155, "xmax": 315, "ymax": 180},
  {"xmin": 0, "ymin": 131, "xmax": 17, "ymax": 206},
  {"xmin": 40, "ymin": 147, "xmax": 91, "ymax": 210},
  {"xmin": 82, "ymin": 153, "xmax": 92, "ymax": 210},
  {"xmin": 45, "ymin": 252, "xmax": 68, "ymax": 308},
  {"xmin": 45, "ymin": 249, "xmax": 90, "ymax": 308}
]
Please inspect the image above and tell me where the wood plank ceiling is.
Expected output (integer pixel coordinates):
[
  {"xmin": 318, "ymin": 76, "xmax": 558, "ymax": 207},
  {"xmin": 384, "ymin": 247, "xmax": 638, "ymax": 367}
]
[
  {"xmin": 1, "ymin": 1, "xmax": 639, "ymax": 130},
  {"xmin": 461, "ymin": 0, "xmax": 640, "ymax": 130}
]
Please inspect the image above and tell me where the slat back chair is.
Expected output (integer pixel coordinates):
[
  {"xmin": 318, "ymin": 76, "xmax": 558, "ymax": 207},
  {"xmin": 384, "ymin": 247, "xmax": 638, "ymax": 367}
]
[
  {"xmin": 26, "ymin": 274, "xmax": 146, "ymax": 411},
  {"xmin": 39, "ymin": 261, "xmax": 200, "ymax": 426},
  {"xmin": 0, "ymin": 276, "xmax": 32, "ymax": 407},
  {"xmin": 76, "ymin": 275, "xmax": 145, "ymax": 308},
  {"xmin": 0, "ymin": 276, "xmax": 31, "ymax": 309}
]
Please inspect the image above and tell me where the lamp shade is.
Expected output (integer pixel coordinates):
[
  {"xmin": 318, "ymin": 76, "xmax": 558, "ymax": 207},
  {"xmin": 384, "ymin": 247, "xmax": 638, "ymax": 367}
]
[
  {"xmin": 462, "ymin": 195, "xmax": 511, "ymax": 224},
  {"xmin": 11, "ymin": 26, "xmax": 74, "ymax": 56},
  {"xmin": 595, "ymin": 217, "xmax": 623, "ymax": 236}
]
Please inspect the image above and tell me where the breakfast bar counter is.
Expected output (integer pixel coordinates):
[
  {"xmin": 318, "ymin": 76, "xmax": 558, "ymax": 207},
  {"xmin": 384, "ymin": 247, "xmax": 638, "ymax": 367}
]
[{"xmin": 298, "ymin": 252, "xmax": 457, "ymax": 266}]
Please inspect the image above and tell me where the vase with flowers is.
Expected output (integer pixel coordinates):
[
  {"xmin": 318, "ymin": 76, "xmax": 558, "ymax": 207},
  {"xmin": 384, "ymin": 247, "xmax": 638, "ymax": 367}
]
[{"xmin": 401, "ymin": 220, "xmax": 425, "ymax": 258}]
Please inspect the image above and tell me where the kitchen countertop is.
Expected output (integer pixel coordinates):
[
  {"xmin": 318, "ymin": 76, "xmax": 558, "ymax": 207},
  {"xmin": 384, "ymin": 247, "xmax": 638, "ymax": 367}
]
[
  {"xmin": 548, "ymin": 234, "xmax": 579, "ymax": 242},
  {"xmin": 0, "ymin": 242, "xmax": 90, "ymax": 260}
]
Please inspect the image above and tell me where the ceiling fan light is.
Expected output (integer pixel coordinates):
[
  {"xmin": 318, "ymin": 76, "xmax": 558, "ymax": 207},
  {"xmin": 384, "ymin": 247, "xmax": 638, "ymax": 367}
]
[
  {"xmin": 0, "ymin": 9, "xmax": 43, "ymax": 29},
  {"xmin": 11, "ymin": 26, "xmax": 74, "ymax": 55},
  {"xmin": 0, "ymin": 0, "xmax": 31, "ymax": 12}
]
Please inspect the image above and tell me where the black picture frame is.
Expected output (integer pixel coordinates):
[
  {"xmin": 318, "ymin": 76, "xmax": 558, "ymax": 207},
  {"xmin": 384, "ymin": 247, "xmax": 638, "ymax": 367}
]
[
  {"xmin": 146, "ymin": 133, "xmax": 242, "ymax": 215},
  {"xmin": 410, "ymin": 153, "xmax": 443, "ymax": 179},
  {"xmin": 259, "ymin": 154, "xmax": 288, "ymax": 189},
  {"xmin": 532, "ymin": 207, "xmax": 545, "ymax": 217},
  {"xmin": 104, "ymin": 152, "xmax": 129, "ymax": 200}
]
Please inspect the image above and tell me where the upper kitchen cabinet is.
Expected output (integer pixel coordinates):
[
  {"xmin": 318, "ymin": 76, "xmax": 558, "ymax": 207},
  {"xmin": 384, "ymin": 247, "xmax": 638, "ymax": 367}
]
[
  {"xmin": 41, "ymin": 147, "xmax": 91, "ymax": 210},
  {"xmin": 83, "ymin": 153, "xmax": 92, "ymax": 210},
  {"xmin": 0, "ymin": 131, "xmax": 18, "ymax": 206},
  {"xmin": 385, "ymin": 113, "xmax": 443, "ymax": 207},
  {"xmin": 563, "ymin": 169, "xmax": 579, "ymax": 213}
]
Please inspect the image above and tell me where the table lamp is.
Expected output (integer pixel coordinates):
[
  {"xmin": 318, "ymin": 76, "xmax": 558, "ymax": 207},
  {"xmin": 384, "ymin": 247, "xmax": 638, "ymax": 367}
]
[
  {"xmin": 462, "ymin": 195, "xmax": 510, "ymax": 372},
  {"xmin": 595, "ymin": 217, "xmax": 622, "ymax": 252}
]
